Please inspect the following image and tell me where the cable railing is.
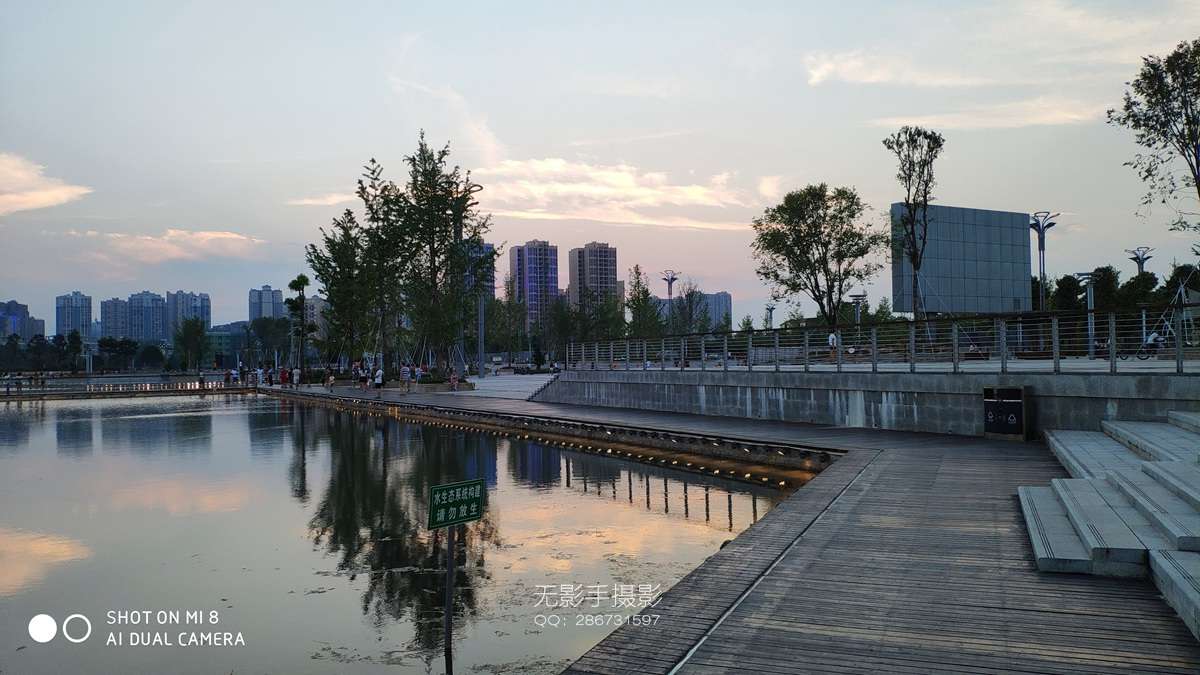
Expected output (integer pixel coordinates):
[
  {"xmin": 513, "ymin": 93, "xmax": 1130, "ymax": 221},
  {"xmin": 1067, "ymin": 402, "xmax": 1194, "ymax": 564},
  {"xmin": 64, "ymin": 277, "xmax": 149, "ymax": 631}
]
[{"xmin": 567, "ymin": 302, "xmax": 1200, "ymax": 376}]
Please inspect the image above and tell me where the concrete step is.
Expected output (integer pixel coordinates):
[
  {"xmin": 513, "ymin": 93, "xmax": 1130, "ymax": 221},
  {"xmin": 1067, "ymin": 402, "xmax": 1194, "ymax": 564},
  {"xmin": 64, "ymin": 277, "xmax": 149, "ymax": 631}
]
[
  {"xmin": 1017, "ymin": 486, "xmax": 1091, "ymax": 574},
  {"xmin": 1143, "ymin": 461, "xmax": 1200, "ymax": 512},
  {"xmin": 1109, "ymin": 469, "xmax": 1200, "ymax": 551},
  {"xmin": 1150, "ymin": 550, "xmax": 1200, "ymax": 641},
  {"xmin": 1102, "ymin": 420, "xmax": 1199, "ymax": 463},
  {"xmin": 1170, "ymin": 411, "xmax": 1200, "ymax": 435},
  {"xmin": 1045, "ymin": 429, "xmax": 1143, "ymax": 479},
  {"xmin": 1052, "ymin": 478, "xmax": 1147, "ymax": 576}
]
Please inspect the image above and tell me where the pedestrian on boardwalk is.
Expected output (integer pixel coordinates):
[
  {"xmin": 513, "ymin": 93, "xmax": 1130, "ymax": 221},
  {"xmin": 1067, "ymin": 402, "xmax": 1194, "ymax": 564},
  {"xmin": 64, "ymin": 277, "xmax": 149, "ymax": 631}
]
[
  {"xmin": 293, "ymin": 366, "xmax": 301, "ymax": 389},
  {"xmin": 400, "ymin": 363, "xmax": 411, "ymax": 394},
  {"xmin": 449, "ymin": 368, "xmax": 459, "ymax": 392},
  {"xmin": 374, "ymin": 365, "xmax": 384, "ymax": 398},
  {"xmin": 280, "ymin": 367, "xmax": 289, "ymax": 387}
]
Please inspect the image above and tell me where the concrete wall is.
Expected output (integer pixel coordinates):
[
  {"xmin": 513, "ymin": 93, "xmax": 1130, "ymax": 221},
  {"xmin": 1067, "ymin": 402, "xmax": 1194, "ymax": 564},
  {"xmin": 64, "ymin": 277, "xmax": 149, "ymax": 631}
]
[{"xmin": 533, "ymin": 370, "xmax": 1200, "ymax": 436}]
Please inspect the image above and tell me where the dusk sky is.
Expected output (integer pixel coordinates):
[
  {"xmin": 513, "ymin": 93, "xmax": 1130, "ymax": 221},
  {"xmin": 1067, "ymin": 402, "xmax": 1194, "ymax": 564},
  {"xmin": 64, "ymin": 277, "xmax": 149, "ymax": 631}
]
[{"xmin": 3, "ymin": 1, "xmax": 1200, "ymax": 326}]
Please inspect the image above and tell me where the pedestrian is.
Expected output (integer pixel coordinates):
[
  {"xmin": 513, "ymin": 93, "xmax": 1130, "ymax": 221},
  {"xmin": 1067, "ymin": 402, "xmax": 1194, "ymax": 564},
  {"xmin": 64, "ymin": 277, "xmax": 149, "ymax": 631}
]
[
  {"xmin": 374, "ymin": 365, "xmax": 384, "ymax": 398},
  {"xmin": 280, "ymin": 367, "xmax": 289, "ymax": 387},
  {"xmin": 827, "ymin": 332, "xmax": 837, "ymax": 359},
  {"xmin": 256, "ymin": 365, "xmax": 264, "ymax": 387},
  {"xmin": 400, "ymin": 362, "xmax": 411, "ymax": 394},
  {"xmin": 293, "ymin": 366, "xmax": 300, "ymax": 389},
  {"xmin": 449, "ymin": 368, "xmax": 459, "ymax": 392},
  {"xmin": 326, "ymin": 369, "xmax": 335, "ymax": 390}
]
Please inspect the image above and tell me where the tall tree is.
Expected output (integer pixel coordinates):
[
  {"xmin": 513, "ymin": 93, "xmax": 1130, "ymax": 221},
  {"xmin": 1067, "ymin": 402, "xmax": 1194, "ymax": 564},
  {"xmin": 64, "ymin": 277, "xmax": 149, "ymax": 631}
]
[
  {"xmin": 624, "ymin": 264, "xmax": 663, "ymax": 339},
  {"xmin": 738, "ymin": 315, "xmax": 755, "ymax": 332},
  {"xmin": 671, "ymin": 281, "xmax": 712, "ymax": 334},
  {"xmin": 285, "ymin": 273, "xmax": 317, "ymax": 374},
  {"xmin": 1108, "ymin": 39, "xmax": 1200, "ymax": 253},
  {"xmin": 487, "ymin": 273, "xmax": 525, "ymax": 365},
  {"xmin": 1118, "ymin": 271, "xmax": 1160, "ymax": 308},
  {"xmin": 306, "ymin": 210, "xmax": 367, "ymax": 365},
  {"xmin": 66, "ymin": 330, "xmax": 82, "ymax": 372},
  {"xmin": 1089, "ymin": 265, "xmax": 1121, "ymax": 311},
  {"xmin": 752, "ymin": 183, "xmax": 888, "ymax": 330},
  {"xmin": 882, "ymin": 126, "xmax": 945, "ymax": 319},
  {"xmin": 1052, "ymin": 274, "xmax": 1084, "ymax": 312},
  {"xmin": 173, "ymin": 317, "xmax": 208, "ymax": 373}
]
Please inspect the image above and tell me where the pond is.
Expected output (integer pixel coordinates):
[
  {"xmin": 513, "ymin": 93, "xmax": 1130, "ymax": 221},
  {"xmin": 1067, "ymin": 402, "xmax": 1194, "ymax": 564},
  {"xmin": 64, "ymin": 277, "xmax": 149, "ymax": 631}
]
[{"xmin": 0, "ymin": 396, "xmax": 792, "ymax": 674}]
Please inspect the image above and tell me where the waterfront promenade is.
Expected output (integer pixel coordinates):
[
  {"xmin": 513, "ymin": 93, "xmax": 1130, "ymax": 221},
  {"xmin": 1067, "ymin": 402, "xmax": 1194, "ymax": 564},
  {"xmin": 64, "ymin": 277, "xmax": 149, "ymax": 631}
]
[{"xmin": 259, "ymin": 380, "xmax": 1200, "ymax": 673}]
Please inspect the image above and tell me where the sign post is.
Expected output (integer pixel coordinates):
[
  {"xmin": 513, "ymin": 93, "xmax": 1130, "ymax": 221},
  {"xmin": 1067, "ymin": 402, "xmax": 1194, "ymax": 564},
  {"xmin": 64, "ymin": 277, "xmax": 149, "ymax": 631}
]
[{"xmin": 428, "ymin": 478, "xmax": 486, "ymax": 675}]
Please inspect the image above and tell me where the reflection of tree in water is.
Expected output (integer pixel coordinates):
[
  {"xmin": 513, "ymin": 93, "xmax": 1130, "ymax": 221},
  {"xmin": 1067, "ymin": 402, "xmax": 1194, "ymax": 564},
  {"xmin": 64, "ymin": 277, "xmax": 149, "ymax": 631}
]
[{"xmin": 304, "ymin": 408, "xmax": 500, "ymax": 652}]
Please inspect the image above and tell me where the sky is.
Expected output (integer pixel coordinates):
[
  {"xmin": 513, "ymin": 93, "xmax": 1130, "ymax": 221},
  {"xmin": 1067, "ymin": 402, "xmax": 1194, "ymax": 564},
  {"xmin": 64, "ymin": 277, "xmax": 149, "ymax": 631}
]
[{"xmin": 2, "ymin": 0, "xmax": 1200, "ymax": 326}]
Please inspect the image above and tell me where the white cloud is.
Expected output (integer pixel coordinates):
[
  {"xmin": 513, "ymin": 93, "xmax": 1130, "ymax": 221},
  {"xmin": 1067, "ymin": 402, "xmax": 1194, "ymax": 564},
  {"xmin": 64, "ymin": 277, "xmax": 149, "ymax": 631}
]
[
  {"xmin": 803, "ymin": 51, "xmax": 990, "ymax": 87},
  {"xmin": 286, "ymin": 193, "xmax": 356, "ymax": 206},
  {"xmin": 62, "ymin": 228, "xmax": 267, "ymax": 272},
  {"xmin": 871, "ymin": 96, "xmax": 1105, "ymax": 130},
  {"xmin": 757, "ymin": 176, "xmax": 783, "ymax": 201},
  {"xmin": 0, "ymin": 153, "xmax": 92, "ymax": 216},
  {"xmin": 476, "ymin": 158, "xmax": 750, "ymax": 231},
  {"xmin": 390, "ymin": 78, "xmax": 505, "ymax": 166}
]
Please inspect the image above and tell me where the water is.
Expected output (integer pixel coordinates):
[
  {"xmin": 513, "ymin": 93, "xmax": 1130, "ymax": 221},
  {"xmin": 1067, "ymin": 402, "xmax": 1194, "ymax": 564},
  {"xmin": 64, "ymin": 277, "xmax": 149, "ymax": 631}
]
[{"xmin": 0, "ymin": 396, "xmax": 789, "ymax": 674}]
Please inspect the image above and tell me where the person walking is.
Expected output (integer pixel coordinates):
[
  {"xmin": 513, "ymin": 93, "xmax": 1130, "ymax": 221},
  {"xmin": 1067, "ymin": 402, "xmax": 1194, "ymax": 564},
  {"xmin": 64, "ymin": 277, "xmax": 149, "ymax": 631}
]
[
  {"xmin": 449, "ymin": 368, "xmax": 459, "ymax": 392},
  {"xmin": 400, "ymin": 363, "xmax": 411, "ymax": 394},
  {"xmin": 374, "ymin": 365, "xmax": 384, "ymax": 399}
]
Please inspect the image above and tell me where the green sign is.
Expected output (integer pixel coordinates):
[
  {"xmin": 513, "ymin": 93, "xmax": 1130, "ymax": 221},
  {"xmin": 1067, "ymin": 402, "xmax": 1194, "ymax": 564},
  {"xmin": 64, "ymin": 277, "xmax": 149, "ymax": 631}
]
[{"xmin": 428, "ymin": 479, "xmax": 486, "ymax": 529}]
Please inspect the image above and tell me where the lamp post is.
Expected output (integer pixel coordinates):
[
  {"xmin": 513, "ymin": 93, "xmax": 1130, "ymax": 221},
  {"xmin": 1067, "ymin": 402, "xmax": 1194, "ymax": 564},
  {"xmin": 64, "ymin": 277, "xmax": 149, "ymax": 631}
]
[
  {"xmin": 764, "ymin": 303, "xmax": 775, "ymax": 330},
  {"xmin": 1126, "ymin": 246, "xmax": 1154, "ymax": 275},
  {"xmin": 1030, "ymin": 211, "xmax": 1058, "ymax": 312},
  {"xmin": 1075, "ymin": 272, "xmax": 1095, "ymax": 359},
  {"xmin": 662, "ymin": 270, "xmax": 679, "ymax": 334}
]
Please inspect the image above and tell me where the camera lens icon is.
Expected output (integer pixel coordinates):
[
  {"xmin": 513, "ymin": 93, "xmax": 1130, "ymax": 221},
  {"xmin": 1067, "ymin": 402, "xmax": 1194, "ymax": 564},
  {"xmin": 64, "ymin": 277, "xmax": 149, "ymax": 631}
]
[{"xmin": 28, "ymin": 613, "xmax": 91, "ymax": 643}]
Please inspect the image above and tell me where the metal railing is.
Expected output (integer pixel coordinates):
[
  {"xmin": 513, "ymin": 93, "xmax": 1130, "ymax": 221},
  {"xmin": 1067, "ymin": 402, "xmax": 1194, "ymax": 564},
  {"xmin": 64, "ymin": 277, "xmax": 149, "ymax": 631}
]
[
  {"xmin": 567, "ymin": 303, "xmax": 1200, "ymax": 376},
  {"xmin": 1, "ymin": 379, "xmax": 244, "ymax": 396}
]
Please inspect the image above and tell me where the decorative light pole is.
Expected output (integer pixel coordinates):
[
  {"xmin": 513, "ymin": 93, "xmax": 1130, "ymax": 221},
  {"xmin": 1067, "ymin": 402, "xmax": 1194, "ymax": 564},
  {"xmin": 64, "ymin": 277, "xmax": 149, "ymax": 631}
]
[
  {"xmin": 764, "ymin": 303, "xmax": 775, "ymax": 330},
  {"xmin": 1126, "ymin": 246, "xmax": 1154, "ymax": 275},
  {"xmin": 662, "ymin": 270, "xmax": 679, "ymax": 333},
  {"xmin": 1075, "ymin": 272, "xmax": 1095, "ymax": 359},
  {"xmin": 1030, "ymin": 211, "xmax": 1059, "ymax": 312}
]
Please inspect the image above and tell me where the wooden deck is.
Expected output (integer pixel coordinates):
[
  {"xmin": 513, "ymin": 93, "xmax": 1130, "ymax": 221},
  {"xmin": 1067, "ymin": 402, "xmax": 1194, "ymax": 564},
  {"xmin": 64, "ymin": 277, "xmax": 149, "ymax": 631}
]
[
  {"xmin": 256, "ymin": 386, "xmax": 1200, "ymax": 673},
  {"xmin": 567, "ymin": 440, "xmax": 1200, "ymax": 674}
]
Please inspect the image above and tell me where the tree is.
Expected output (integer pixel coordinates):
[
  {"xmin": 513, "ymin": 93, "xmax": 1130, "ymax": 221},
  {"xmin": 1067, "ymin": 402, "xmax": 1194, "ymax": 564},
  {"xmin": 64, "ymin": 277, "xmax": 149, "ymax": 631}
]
[
  {"xmin": 487, "ymin": 273, "xmax": 525, "ymax": 365},
  {"xmin": 285, "ymin": 273, "xmax": 317, "ymax": 373},
  {"xmin": 1052, "ymin": 274, "xmax": 1084, "ymax": 312},
  {"xmin": 66, "ymin": 330, "xmax": 83, "ymax": 372},
  {"xmin": 1031, "ymin": 275, "xmax": 1055, "ymax": 313},
  {"xmin": 173, "ymin": 317, "xmax": 208, "ymax": 373},
  {"xmin": 670, "ymin": 281, "xmax": 712, "ymax": 334},
  {"xmin": 137, "ymin": 344, "xmax": 164, "ymax": 370},
  {"xmin": 1, "ymin": 334, "xmax": 21, "ymax": 371},
  {"xmin": 1118, "ymin": 271, "xmax": 1160, "ymax": 308},
  {"xmin": 738, "ymin": 315, "xmax": 755, "ymax": 332},
  {"xmin": 306, "ymin": 209, "xmax": 368, "ymax": 366},
  {"xmin": 751, "ymin": 183, "xmax": 888, "ymax": 331},
  {"xmin": 625, "ymin": 264, "xmax": 663, "ymax": 339},
  {"xmin": 1090, "ymin": 265, "xmax": 1121, "ymax": 311},
  {"xmin": 250, "ymin": 317, "xmax": 291, "ymax": 365},
  {"xmin": 882, "ymin": 127, "xmax": 946, "ymax": 319},
  {"xmin": 1108, "ymin": 38, "xmax": 1200, "ymax": 252}
]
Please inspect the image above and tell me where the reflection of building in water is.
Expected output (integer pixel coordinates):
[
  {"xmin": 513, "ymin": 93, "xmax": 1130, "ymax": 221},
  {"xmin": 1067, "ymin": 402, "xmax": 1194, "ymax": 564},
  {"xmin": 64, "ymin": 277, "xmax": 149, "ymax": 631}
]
[
  {"xmin": 0, "ymin": 405, "xmax": 35, "ymax": 447},
  {"xmin": 247, "ymin": 400, "xmax": 291, "ymax": 454},
  {"xmin": 507, "ymin": 441, "xmax": 562, "ymax": 487},
  {"xmin": 569, "ymin": 453, "xmax": 622, "ymax": 484},
  {"xmin": 55, "ymin": 407, "xmax": 94, "ymax": 456},
  {"xmin": 99, "ymin": 405, "xmax": 214, "ymax": 454}
]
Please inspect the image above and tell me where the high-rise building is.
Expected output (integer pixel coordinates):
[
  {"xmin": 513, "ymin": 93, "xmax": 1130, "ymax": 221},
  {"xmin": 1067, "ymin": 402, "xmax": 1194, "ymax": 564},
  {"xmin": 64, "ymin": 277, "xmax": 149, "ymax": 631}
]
[
  {"xmin": 304, "ymin": 296, "xmax": 328, "ymax": 338},
  {"xmin": 890, "ymin": 203, "xmax": 1032, "ymax": 315},
  {"xmin": 248, "ymin": 285, "xmax": 285, "ymax": 321},
  {"xmin": 166, "ymin": 290, "xmax": 212, "ymax": 334},
  {"xmin": 653, "ymin": 290, "xmax": 732, "ymax": 332},
  {"xmin": 55, "ymin": 291, "xmax": 92, "ymax": 338},
  {"xmin": 100, "ymin": 298, "xmax": 130, "ymax": 338},
  {"xmin": 0, "ymin": 300, "xmax": 43, "ymax": 343},
  {"xmin": 567, "ymin": 242, "xmax": 620, "ymax": 309},
  {"xmin": 509, "ymin": 240, "xmax": 559, "ymax": 333},
  {"xmin": 128, "ymin": 291, "xmax": 166, "ymax": 343}
]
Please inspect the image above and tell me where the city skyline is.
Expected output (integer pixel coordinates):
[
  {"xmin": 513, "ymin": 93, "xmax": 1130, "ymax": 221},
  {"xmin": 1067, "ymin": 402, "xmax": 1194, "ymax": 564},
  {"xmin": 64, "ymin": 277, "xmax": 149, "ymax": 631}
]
[{"xmin": 3, "ymin": 2, "xmax": 1200, "ymax": 326}]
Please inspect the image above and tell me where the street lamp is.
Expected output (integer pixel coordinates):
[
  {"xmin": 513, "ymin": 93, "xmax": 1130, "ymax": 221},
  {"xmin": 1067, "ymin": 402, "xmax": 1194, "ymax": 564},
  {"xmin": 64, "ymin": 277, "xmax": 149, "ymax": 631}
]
[
  {"xmin": 662, "ymin": 270, "xmax": 679, "ymax": 333},
  {"xmin": 764, "ymin": 303, "xmax": 775, "ymax": 329},
  {"xmin": 1030, "ymin": 211, "xmax": 1059, "ymax": 312},
  {"xmin": 1075, "ymin": 272, "xmax": 1095, "ymax": 359},
  {"xmin": 1126, "ymin": 246, "xmax": 1154, "ymax": 275}
]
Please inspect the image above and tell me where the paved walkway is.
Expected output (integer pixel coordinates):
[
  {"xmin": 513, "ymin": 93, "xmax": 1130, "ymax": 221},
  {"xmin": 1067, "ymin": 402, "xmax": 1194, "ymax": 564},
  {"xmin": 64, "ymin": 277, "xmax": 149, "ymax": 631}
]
[{"xmin": 260, "ymin": 386, "xmax": 1200, "ymax": 673}]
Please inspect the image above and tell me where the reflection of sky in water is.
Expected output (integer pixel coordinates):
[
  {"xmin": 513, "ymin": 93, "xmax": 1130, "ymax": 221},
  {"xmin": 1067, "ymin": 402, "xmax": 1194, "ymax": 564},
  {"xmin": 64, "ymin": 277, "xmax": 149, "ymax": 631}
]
[{"xmin": 0, "ymin": 397, "xmax": 791, "ymax": 674}]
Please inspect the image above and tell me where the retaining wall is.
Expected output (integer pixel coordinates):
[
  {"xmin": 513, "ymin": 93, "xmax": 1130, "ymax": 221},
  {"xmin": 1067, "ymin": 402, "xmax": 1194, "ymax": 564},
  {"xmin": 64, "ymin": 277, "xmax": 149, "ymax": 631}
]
[{"xmin": 532, "ymin": 370, "xmax": 1200, "ymax": 436}]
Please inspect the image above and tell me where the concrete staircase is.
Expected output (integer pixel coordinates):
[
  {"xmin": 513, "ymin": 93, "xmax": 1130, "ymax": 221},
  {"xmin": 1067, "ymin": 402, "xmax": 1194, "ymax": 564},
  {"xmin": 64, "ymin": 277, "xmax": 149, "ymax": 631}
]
[{"xmin": 1020, "ymin": 412, "xmax": 1200, "ymax": 638}]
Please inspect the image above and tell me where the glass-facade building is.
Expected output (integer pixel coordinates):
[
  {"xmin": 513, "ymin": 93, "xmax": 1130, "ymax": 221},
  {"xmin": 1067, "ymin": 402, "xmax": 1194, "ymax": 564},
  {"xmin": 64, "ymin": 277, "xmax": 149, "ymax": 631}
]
[
  {"xmin": 891, "ymin": 204, "xmax": 1032, "ymax": 315},
  {"xmin": 509, "ymin": 240, "xmax": 559, "ymax": 334}
]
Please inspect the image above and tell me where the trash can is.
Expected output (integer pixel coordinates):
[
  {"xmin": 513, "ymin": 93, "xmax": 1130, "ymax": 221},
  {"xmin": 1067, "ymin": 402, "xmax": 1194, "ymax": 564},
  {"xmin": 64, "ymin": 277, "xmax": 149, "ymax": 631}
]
[{"xmin": 983, "ymin": 386, "xmax": 1028, "ymax": 441}]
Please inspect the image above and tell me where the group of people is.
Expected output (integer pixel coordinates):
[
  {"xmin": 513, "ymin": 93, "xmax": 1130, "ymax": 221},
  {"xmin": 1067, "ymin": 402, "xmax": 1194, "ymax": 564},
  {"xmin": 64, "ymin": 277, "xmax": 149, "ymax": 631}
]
[{"xmin": 220, "ymin": 365, "xmax": 305, "ymax": 388}]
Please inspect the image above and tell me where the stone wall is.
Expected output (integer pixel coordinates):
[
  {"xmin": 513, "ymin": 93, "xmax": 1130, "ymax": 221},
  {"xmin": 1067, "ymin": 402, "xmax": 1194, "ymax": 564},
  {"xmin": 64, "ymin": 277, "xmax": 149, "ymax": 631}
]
[{"xmin": 533, "ymin": 369, "xmax": 1200, "ymax": 436}]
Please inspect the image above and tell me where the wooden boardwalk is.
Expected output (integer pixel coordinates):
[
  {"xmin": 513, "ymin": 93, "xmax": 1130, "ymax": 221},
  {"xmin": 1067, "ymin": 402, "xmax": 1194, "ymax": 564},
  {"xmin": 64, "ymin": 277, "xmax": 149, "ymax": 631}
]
[{"xmin": 257, "ymin": 386, "xmax": 1200, "ymax": 673}]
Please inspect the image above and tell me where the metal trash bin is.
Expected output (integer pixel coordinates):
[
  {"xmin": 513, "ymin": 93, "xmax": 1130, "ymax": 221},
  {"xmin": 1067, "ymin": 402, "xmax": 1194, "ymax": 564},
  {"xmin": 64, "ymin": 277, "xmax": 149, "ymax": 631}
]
[{"xmin": 984, "ymin": 386, "xmax": 1028, "ymax": 441}]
